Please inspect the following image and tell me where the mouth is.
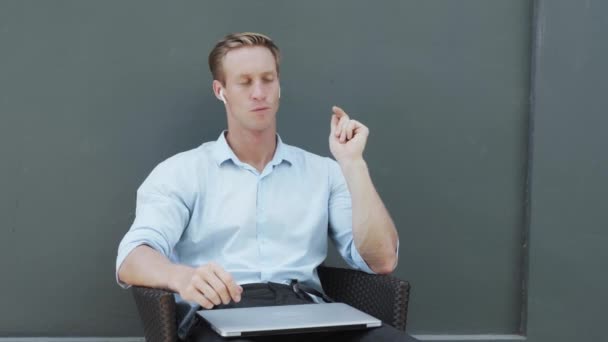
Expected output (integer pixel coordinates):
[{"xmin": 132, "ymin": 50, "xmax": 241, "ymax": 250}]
[{"xmin": 251, "ymin": 107, "xmax": 270, "ymax": 112}]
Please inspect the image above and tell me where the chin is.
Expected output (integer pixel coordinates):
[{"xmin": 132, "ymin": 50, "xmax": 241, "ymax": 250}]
[
  {"xmin": 249, "ymin": 124, "xmax": 274, "ymax": 133},
  {"xmin": 247, "ymin": 120, "xmax": 275, "ymax": 132}
]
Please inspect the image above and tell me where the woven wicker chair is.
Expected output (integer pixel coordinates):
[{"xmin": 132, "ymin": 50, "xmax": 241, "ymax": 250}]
[{"xmin": 132, "ymin": 265, "xmax": 410, "ymax": 342}]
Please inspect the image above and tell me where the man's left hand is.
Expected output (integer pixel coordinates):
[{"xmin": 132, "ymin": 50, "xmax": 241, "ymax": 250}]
[{"xmin": 329, "ymin": 106, "xmax": 369, "ymax": 165}]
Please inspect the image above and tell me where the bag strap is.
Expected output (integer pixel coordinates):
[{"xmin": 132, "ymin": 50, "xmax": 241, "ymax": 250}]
[{"xmin": 289, "ymin": 279, "xmax": 334, "ymax": 303}]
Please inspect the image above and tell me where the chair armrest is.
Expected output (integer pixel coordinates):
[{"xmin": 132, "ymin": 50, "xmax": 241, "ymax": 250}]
[
  {"xmin": 318, "ymin": 265, "xmax": 410, "ymax": 331},
  {"xmin": 132, "ymin": 286, "xmax": 178, "ymax": 342},
  {"xmin": 130, "ymin": 268, "xmax": 411, "ymax": 339}
]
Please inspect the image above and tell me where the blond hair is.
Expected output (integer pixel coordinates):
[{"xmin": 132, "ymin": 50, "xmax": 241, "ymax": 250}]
[{"xmin": 208, "ymin": 32, "xmax": 281, "ymax": 85}]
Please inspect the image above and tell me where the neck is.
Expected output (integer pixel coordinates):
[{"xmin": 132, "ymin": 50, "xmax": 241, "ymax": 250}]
[{"xmin": 225, "ymin": 128, "xmax": 277, "ymax": 172}]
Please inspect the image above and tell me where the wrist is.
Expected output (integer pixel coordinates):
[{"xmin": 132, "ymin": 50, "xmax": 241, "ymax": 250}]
[
  {"xmin": 338, "ymin": 158, "xmax": 367, "ymax": 172},
  {"xmin": 167, "ymin": 264, "xmax": 195, "ymax": 293}
]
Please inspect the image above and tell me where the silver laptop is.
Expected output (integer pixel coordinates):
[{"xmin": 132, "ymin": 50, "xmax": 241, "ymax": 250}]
[{"xmin": 197, "ymin": 303, "xmax": 382, "ymax": 337}]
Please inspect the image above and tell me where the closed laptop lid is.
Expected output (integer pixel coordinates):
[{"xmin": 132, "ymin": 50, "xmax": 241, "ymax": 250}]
[{"xmin": 197, "ymin": 303, "xmax": 382, "ymax": 337}]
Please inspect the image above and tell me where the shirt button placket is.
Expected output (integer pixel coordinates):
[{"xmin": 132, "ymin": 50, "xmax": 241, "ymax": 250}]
[{"xmin": 256, "ymin": 176, "xmax": 267, "ymax": 281}]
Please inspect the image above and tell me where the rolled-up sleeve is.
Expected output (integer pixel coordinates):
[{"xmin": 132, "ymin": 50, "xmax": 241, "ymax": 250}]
[{"xmin": 115, "ymin": 157, "xmax": 193, "ymax": 288}]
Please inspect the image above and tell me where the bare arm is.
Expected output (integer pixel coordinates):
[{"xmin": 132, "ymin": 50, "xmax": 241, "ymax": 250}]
[
  {"xmin": 118, "ymin": 245, "xmax": 191, "ymax": 291},
  {"xmin": 118, "ymin": 245, "xmax": 243, "ymax": 309},
  {"xmin": 339, "ymin": 159, "xmax": 398, "ymax": 273},
  {"xmin": 329, "ymin": 106, "xmax": 399, "ymax": 274}
]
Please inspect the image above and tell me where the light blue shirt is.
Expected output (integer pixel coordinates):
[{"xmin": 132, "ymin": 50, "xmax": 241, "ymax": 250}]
[{"xmin": 116, "ymin": 131, "xmax": 375, "ymax": 296}]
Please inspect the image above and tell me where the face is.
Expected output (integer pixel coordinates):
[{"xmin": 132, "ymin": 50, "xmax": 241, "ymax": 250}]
[{"xmin": 214, "ymin": 46, "xmax": 280, "ymax": 133}]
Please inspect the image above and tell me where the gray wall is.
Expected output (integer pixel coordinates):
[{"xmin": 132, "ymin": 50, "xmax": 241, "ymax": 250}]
[
  {"xmin": 526, "ymin": 1, "xmax": 608, "ymax": 341},
  {"xmin": 1, "ymin": 1, "xmax": 604, "ymax": 341}
]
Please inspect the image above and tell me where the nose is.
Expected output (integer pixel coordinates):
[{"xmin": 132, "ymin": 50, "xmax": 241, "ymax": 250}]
[{"xmin": 250, "ymin": 82, "xmax": 266, "ymax": 101}]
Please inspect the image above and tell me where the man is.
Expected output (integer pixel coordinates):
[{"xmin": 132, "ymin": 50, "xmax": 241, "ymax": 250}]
[{"xmin": 116, "ymin": 32, "xmax": 414, "ymax": 341}]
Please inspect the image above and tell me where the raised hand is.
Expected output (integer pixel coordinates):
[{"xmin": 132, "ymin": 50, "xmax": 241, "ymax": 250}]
[{"xmin": 329, "ymin": 106, "xmax": 369, "ymax": 164}]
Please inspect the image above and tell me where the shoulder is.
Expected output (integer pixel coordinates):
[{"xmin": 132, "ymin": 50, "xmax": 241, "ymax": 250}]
[
  {"xmin": 160, "ymin": 143, "xmax": 210, "ymax": 166},
  {"xmin": 282, "ymin": 143, "xmax": 336, "ymax": 170},
  {"xmin": 142, "ymin": 141, "xmax": 214, "ymax": 187},
  {"xmin": 281, "ymin": 143, "xmax": 343, "ymax": 181}
]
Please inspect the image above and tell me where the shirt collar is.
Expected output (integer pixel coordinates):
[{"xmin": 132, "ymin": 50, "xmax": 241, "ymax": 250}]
[{"xmin": 212, "ymin": 130, "xmax": 293, "ymax": 168}]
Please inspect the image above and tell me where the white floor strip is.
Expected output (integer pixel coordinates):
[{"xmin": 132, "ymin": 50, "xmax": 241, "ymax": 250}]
[{"xmin": 413, "ymin": 335, "xmax": 526, "ymax": 341}]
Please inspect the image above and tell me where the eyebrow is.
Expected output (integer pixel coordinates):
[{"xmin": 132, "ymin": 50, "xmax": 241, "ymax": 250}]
[{"xmin": 236, "ymin": 71, "xmax": 276, "ymax": 78}]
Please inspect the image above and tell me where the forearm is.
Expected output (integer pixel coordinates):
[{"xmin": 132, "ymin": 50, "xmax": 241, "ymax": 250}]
[
  {"xmin": 117, "ymin": 245, "xmax": 194, "ymax": 292},
  {"xmin": 339, "ymin": 158, "xmax": 398, "ymax": 274}
]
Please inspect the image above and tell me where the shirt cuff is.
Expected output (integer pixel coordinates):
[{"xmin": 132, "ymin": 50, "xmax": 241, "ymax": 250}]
[{"xmin": 115, "ymin": 242, "xmax": 141, "ymax": 289}]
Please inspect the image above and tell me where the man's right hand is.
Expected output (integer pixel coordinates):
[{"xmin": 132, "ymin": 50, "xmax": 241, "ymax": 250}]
[{"xmin": 173, "ymin": 262, "xmax": 243, "ymax": 309}]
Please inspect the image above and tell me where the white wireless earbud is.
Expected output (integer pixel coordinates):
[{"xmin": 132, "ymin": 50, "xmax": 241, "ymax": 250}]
[
  {"xmin": 219, "ymin": 89, "xmax": 227, "ymax": 104},
  {"xmin": 278, "ymin": 87, "xmax": 281, "ymax": 99}
]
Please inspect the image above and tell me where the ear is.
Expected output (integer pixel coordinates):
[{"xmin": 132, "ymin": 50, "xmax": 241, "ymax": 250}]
[{"xmin": 212, "ymin": 80, "xmax": 225, "ymax": 103}]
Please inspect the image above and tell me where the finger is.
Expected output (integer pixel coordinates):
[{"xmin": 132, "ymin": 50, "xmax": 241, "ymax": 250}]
[
  {"xmin": 332, "ymin": 106, "xmax": 349, "ymax": 120},
  {"xmin": 352, "ymin": 120, "xmax": 369, "ymax": 137},
  {"xmin": 205, "ymin": 272, "xmax": 232, "ymax": 305},
  {"xmin": 340, "ymin": 124, "xmax": 347, "ymax": 143},
  {"xmin": 338, "ymin": 117, "xmax": 349, "ymax": 140},
  {"xmin": 201, "ymin": 283, "xmax": 227, "ymax": 305},
  {"xmin": 330, "ymin": 114, "xmax": 339, "ymax": 135},
  {"xmin": 335, "ymin": 116, "xmax": 346, "ymax": 138},
  {"xmin": 212, "ymin": 265, "xmax": 243, "ymax": 303},
  {"xmin": 191, "ymin": 275, "xmax": 220, "ymax": 307},
  {"xmin": 191, "ymin": 290, "xmax": 215, "ymax": 309},
  {"xmin": 346, "ymin": 120, "xmax": 356, "ymax": 140},
  {"xmin": 194, "ymin": 276, "xmax": 223, "ymax": 306},
  {"xmin": 333, "ymin": 106, "xmax": 349, "ymax": 138}
]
